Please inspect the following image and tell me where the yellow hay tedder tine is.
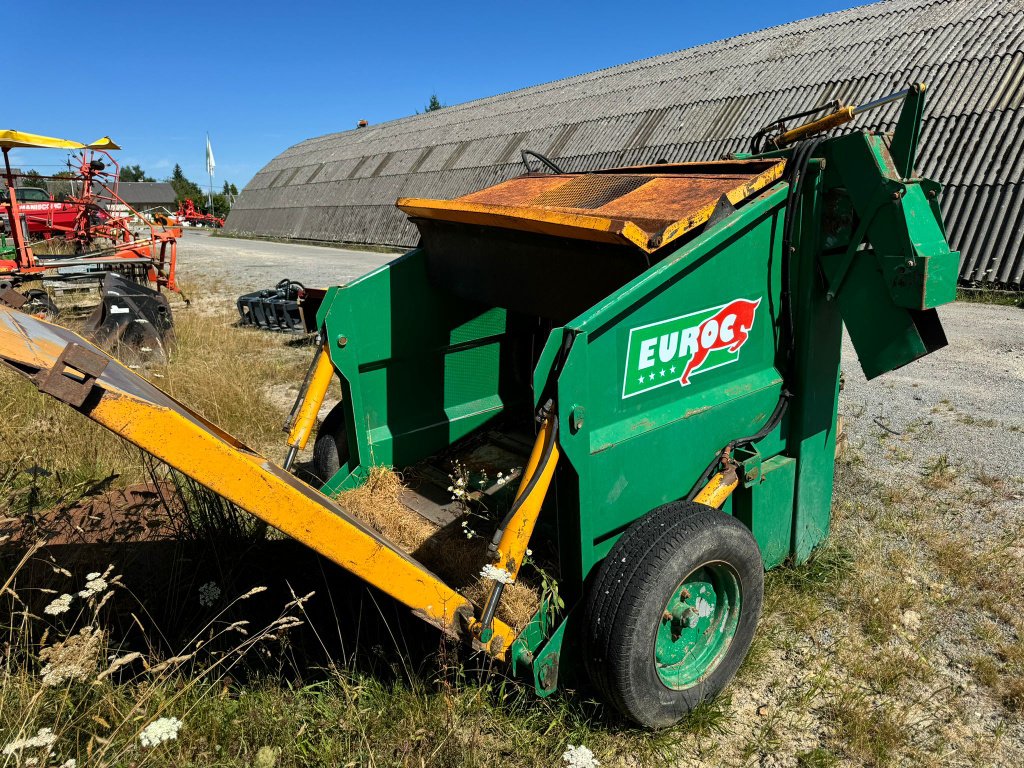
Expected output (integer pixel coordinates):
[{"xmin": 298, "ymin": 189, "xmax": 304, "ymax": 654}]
[{"xmin": 0, "ymin": 306, "xmax": 516, "ymax": 657}]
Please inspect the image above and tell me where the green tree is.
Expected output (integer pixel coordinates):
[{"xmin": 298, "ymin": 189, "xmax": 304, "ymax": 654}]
[
  {"xmin": 167, "ymin": 165, "xmax": 206, "ymax": 207},
  {"xmin": 425, "ymin": 93, "xmax": 443, "ymax": 111},
  {"xmin": 209, "ymin": 193, "xmax": 231, "ymax": 219},
  {"xmin": 229, "ymin": 183, "xmax": 238, "ymax": 196},
  {"xmin": 120, "ymin": 164, "xmax": 154, "ymax": 182},
  {"xmin": 22, "ymin": 170, "xmax": 46, "ymax": 189}
]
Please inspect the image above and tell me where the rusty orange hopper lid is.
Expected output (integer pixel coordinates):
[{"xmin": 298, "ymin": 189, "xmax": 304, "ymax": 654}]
[{"xmin": 397, "ymin": 159, "xmax": 785, "ymax": 254}]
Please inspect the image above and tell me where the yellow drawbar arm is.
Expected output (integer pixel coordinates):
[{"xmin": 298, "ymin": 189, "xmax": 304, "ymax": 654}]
[
  {"xmin": 0, "ymin": 306, "xmax": 516, "ymax": 658},
  {"xmin": 474, "ymin": 412, "xmax": 559, "ymax": 643}
]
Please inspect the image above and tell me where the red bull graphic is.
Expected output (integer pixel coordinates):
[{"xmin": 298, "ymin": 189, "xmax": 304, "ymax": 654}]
[
  {"xmin": 679, "ymin": 298, "xmax": 761, "ymax": 385},
  {"xmin": 622, "ymin": 297, "xmax": 761, "ymax": 398}
]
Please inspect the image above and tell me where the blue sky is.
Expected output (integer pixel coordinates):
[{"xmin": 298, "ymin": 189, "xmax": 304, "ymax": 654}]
[{"xmin": 10, "ymin": 0, "xmax": 860, "ymax": 190}]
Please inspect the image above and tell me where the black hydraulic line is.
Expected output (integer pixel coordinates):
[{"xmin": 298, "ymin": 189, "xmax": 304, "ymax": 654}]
[
  {"xmin": 777, "ymin": 137, "xmax": 825, "ymax": 381},
  {"xmin": 521, "ymin": 149, "xmax": 565, "ymax": 175},
  {"xmin": 686, "ymin": 137, "xmax": 824, "ymax": 501},
  {"xmin": 480, "ymin": 397, "xmax": 560, "ymax": 635},
  {"xmin": 488, "ymin": 400, "xmax": 559, "ymax": 554},
  {"xmin": 749, "ymin": 100, "xmax": 840, "ymax": 154},
  {"xmin": 486, "ymin": 330, "xmax": 574, "ymax": 554},
  {"xmin": 284, "ymin": 332, "xmax": 323, "ymax": 432}
]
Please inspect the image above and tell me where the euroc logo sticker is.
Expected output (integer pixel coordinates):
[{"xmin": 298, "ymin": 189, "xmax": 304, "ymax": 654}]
[{"xmin": 621, "ymin": 298, "xmax": 761, "ymax": 398}]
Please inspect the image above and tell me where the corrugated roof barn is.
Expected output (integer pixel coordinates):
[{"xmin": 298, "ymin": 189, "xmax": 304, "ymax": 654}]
[{"xmin": 226, "ymin": 0, "xmax": 1024, "ymax": 288}]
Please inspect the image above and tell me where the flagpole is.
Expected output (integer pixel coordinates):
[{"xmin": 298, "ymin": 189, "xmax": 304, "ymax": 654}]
[{"xmin": 206, "ymin": 133, "xmax": 214, "ymax": 213}]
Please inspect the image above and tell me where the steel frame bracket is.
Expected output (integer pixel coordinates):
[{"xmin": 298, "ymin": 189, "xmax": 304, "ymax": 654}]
[
  {"xmin": 735, "ymin": 444, "xmax": 763, "ymax": 488},
  {"xmin": 34, "ymin": 342, "xmax": 108, "ymax": 407}
]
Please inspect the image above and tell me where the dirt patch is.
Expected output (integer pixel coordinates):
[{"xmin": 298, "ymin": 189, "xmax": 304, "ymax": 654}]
[{"xmin": 0, "ymin": 481, "xmax": 177, "ymax": 547}]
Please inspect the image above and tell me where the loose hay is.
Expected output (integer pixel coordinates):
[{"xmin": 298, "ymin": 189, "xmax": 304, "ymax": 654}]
[{"xmin": 336, "ymin": 466, "xmax": 541, "ymax": 630}]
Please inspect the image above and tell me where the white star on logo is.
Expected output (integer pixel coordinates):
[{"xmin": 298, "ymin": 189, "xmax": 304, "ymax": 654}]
[
  {"xmin": 659, "ymin": 369, "xmax": 666, "ymax": 377},
  {"xmin": 670, "ymin": 365, "xmax": 676, "ymax": 374},
  {"xmin": 638, "ymin": 376, "xmax": 645, "ymax": 384},
  {"xmin": 648, "ymin": 373, "xmax": 656, "ymax": 382}
]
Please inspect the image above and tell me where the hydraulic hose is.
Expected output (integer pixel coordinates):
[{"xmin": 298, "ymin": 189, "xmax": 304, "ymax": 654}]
[
  {"xmin": 687, "ymin": 138, "xmax": 823, "ymax": 501},
  {"xmin": 488, "ymin": 400, "xmax": 558, "ymax": 553}
]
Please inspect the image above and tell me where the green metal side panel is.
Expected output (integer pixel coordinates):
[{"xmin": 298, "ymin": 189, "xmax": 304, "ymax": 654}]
[
  {"xmin": 789, "ymin": 163, "xmax": 841, "ymax": 563},
  {"xmin": 315, "ymin": 249, "xmax": 510, "ymax": 493},
  {"xmin": 733, "ymin": 455, "xmax": 796, "ymax": 569},
  {"xmin": 552, "ymin": 188, "xmax": 790, "ymax": 592}
]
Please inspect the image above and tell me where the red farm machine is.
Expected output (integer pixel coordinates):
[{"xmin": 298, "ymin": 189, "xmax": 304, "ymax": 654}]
[
  {"xmin": 176, "ymin": 198, "xmax": 224, "ymax": 228},
  {"xmin": 0, "ymin": 130, "xmax": 182, "ymax": 359}
]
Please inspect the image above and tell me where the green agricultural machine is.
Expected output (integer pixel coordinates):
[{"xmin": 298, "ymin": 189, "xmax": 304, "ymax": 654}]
[{"xmin": 0, "ymin": 84, "xmax": 957, "ymax": 728}]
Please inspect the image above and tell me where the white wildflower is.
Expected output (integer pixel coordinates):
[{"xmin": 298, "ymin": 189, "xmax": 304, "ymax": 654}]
[
  {"xmin": 3, "ymin": 727, "xmax": 58, "ymax": 756},
  {"xmin": 139, "ymin": 716, "xmax": 183, "ymax": 747},
  {"xmin": 44, "ymin": 593, "xmax": 74, "ymax": 616},
  {"xmin": 562, "ymin": 744, "xmax": 600, "ymax": 768},
  {"xmin": 78, "ymin": 573, "xmax": 108, "ymax": 598},
  {"xmin": 39, "ymin": 626, "xmax": 103, "ymax": 687},
  {"xmin": 480, "ymin": 564, "xmax": 514, "ymax": 584},
  {"xmin": 25, "ymin": 758, "xmax": 38, "ymax": 767},
  {"xmin": 61, "ymin": 760, "xmax": 77, "ymax": 768},
  {"xmin": 198, "ymin": 581, "xmax": 221, "ymax": 607}
]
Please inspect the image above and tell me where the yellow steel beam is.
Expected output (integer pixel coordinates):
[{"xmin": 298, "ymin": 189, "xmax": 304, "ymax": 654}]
[
  {"xmin": 0, "ymin": 130, "xmax": 120, "ymax": 151},
  {"xmin": 490, "ymin": 415, "xmax": 559, "ymax": 581},
  {"xmin": 0, "ymin": 307, "xmax": 516, "ymax": 658}
]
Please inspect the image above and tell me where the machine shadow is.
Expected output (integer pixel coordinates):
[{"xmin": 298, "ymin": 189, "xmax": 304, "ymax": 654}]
[{"xmin": 1, "ymin": 536, "xmax": 467, "ymax": 689}]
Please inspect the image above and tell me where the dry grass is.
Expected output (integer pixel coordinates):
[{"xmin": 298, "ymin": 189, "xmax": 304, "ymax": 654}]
[
  {"xmin": 0, "ymin": 303, "xmax": 308, "ymax": 515},
  {"xmin": 336, "ymin": 466, "xmax": 540, "ymax": 630}
]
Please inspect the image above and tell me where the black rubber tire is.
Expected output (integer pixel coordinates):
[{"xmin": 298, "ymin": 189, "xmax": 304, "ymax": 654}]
[
  {"xmin": 311, "ymin": 403, "xmax": 349, "ymax": 484},
  {"xmin": 583, "ymin": 501, "xmax": 763, "ymax": 729}
]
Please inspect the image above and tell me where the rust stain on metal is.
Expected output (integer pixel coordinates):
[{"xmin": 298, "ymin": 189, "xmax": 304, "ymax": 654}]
[
  {"xmin": 685, "ymin": 405, "xmax": 714, "ymax": 419},
  {"xmin": 398, "ymin": 159, "xmax": 785, "ymax": 254}
]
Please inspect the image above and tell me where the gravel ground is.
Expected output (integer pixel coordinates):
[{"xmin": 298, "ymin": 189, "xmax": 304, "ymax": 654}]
[
  {"xmin": 175, "ymin": 229, "xmax": 397, "ymax": 291},
  {"xmin": 840, "ymin": 302, "xmax": 1024, "ymax": 480}
]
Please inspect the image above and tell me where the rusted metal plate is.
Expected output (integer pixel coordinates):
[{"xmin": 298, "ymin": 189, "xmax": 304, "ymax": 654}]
[
  {"xmin": 398, "ymin": 159, "xmax": 785, "ymax": 254},
  {"xmin": 34, "ymin": 342, "xmax": 108, "ymax": 407}
]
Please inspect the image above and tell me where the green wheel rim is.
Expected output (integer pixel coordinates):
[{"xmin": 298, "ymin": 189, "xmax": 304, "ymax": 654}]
[{"xmin": 654, "ymin": 562, "xmax": 741, "ymax": 690}]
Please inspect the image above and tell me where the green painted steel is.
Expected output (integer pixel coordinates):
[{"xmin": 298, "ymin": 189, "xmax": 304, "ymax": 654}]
[
  {"xmin": 655, "ymin": 565, "xmax": 741, "ymax": 689},
  {"xmin": 553, "ymin": 188, "xmax": 787, "ymax": 594},
  {"xmin": 307, "ymin": 95, "xmax": 958, "ymax": 695},
  {"xmin": 314, "ymin": 250, "xmax": 518, "ymax": 494},
  {"xmin": 733, "ymin": 454, "xmax": 796, "ymax": 569}
]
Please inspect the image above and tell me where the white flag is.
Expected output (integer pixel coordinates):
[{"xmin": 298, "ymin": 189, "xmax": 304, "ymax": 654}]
[{"xmin": 205, "ymin": 134, "xmax": 215, "ymax": 177}]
